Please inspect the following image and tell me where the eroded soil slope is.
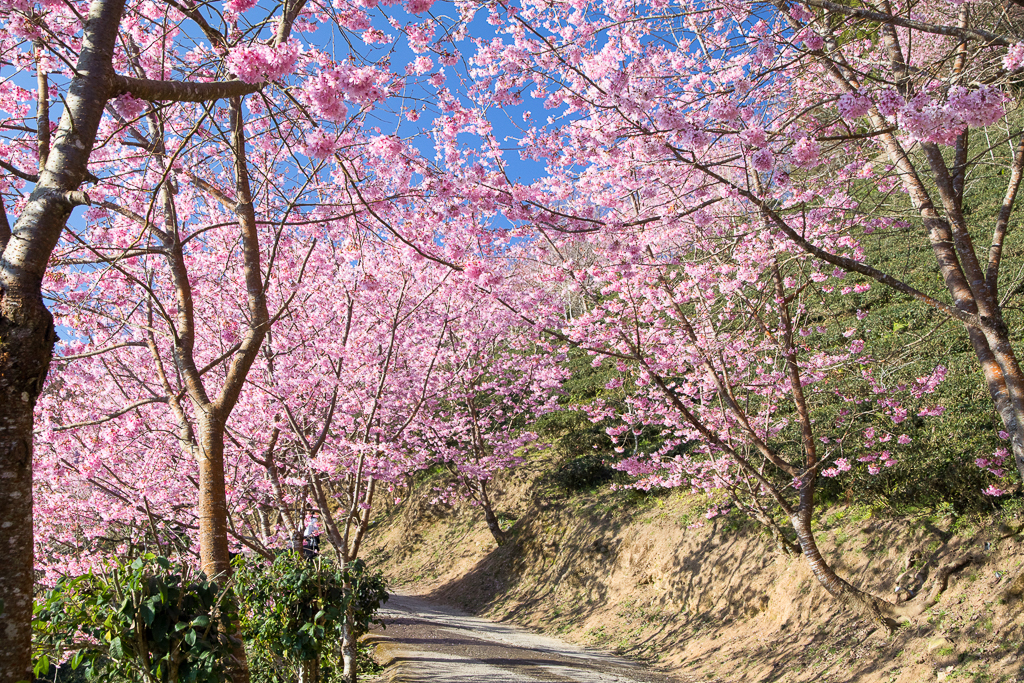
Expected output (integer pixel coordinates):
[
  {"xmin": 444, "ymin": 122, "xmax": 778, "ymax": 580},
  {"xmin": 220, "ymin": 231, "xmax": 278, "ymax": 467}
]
[{"xmin": 365, "ymin": 454, "xmax": 1024, "ymax": 683}]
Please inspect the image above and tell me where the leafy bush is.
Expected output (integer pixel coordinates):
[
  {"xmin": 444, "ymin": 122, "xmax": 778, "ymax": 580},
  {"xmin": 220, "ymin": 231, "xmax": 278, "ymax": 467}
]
[
  {"xmin": 33, "ymin": 554, "xmax": 237, "ymax": 683},
  {"xmin": 232, "ymin": 554, "xmax": 388, "ymax": 683},
  {"xmin": 534, "ymin": 350, "xmax": 618, "ymax": 462},
  {"xmin": 552, "ymin": 453, "xmax": 618, "ymax": 492}
]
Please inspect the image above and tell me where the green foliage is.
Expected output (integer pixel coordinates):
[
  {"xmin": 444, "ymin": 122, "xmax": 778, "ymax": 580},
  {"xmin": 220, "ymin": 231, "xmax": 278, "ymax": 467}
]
[
  {"xmin": 535, "ymin": 408, "xmax": 615, "ymax": 461},
  {"xmin": 800, "ymin": 269, "xmax": 1017, "ymax": 514},
  {"xmin": 757, "ymin": 146, "xmax": 1024, "ymax": 514},
  {"xmin": 33, "ymin": 554, "xmax": 237, "ymax": 683},
  {"xmin": 535, "ymin": 349, "xmax": 618, "ymax": 459},
  {"xmin": 737, "ymin": 122, "xmax": 1024, "ymax": 518},
  {"xmin": 552, "ymin": 453, "xmax": 618, "ymax": 492},
  {"xmin": 536, "ymin": 350, "xmax": 688, "ymax": 497},
  {"xmin": 232, "ymin": 554, "xmax": 388, "ymax": 683}
]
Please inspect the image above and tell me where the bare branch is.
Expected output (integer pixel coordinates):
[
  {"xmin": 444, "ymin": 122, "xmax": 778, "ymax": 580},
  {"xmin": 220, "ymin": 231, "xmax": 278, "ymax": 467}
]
[
  {"xmin": 802, "ymin": 0, "xmax": 1013, "ymax": 46},
  {"xmin": 43, "ymin": 396, "xmax": 168, "ymax": 433},
  {"xmin": 111, "ymin": 75, "xmax": 261, "ymax": 103},
  {"xmin": 55, "ymin": 341, "xmax": 147, "ymax": 361}
]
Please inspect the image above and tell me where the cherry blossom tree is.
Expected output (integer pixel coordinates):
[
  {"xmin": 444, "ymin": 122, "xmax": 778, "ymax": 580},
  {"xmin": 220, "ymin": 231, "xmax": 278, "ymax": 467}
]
[
  {"xmin": 0, "ymin": 0, "xmax": 488, "ymax": 670},
  {"xmin": 23, "ymin": 0, "xmax": 1024, "ymax": 666},
  {"xmin": 389, "ymin": 0, "xmax": 1004, "ymax": 626},
  {"xmin": 0, "ymin": 0, "xmax": 323, "ymax": 671},
  {"xmin": 537, "ymin": 222, "xmax": 949, "ymax": 628},
  {"xmin": 411, "ymin": 285, "xmax": 565, "ymax": 545},
  {"xmin": 246, "ymin": 250, "xmax": 466, "ymax": 681},
  {"xmin": 38, "ymin": 231, "xmax": 522, "ymax": 681},
  {"xmin": 455, "ymin": 0, "xmax": 1024, "ymax": 488},
  {"xmin": 37, "ymin": 104, "xmax": 343, "ymax": 676}
]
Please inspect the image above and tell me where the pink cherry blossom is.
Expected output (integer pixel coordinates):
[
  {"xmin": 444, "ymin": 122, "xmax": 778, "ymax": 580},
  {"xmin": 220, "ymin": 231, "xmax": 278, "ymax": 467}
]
[
  {"xmin": 751, "ymin": 147, "xmax": 774, "ymax": 171},
  {"xmin": 836, "ymin": 92, "xmax": 872, "ymax": 121},
  {"xmin": 224, "ymin": 0, "xmax": 257, "ymax": 13},
  {"xmin": 1005, "ymin": 43, "xmax": 1024, "ymax": 71},
  {"xmin": 791, "ymin": 137, "xmax": 820, "ymax": 168},
  {"xmin": 226, "ymin": 39, "xmax": 302, "ymax": 83},
  {"xmin": 113, "ymin": 93, "xmax": 147, "ymax": 119}
]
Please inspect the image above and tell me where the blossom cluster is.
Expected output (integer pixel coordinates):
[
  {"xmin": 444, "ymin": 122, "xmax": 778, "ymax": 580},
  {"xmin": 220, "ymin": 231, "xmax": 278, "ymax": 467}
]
[
  {"xmin": 226, "ymin": 40, "xmax": 302, "ymax": 84},
  {"xmin": 836, "ymin": 86, "xmax": 1006, "ymax": 145},
  {"xmin": 302, "ymin": 64, "xmax": 389, "ymax": 122}
]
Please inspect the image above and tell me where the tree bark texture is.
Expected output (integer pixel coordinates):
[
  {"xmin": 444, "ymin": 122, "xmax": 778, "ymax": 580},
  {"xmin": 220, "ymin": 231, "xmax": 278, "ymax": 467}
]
[
  {"xmin": 791, "ymin": 506, "xmax": 899, "ymax": 632},
  {"xmin": 0, "ymin": 301, "xmax": 50, "ymax": 683},
  {"xmin": 0, "ymin": 0, "xmax": 127, "ymax": 676},
  {"xmin": 297, "ymin": 658, "xmax": 319, "ymax": 683},
  {"xmin": 197, "ymin": 413, "xmax": 232, "ymax": 581},
  {"xmin": 476, "ymin": 481, "xmax": 507, "ymax": 546},
  {"xmin": 341, "ymin": 606, "xmax": 358, "ymax": 683},
  {"xmin": 481, "ymin": 501, "xmax": 507, "ymax": 546}
]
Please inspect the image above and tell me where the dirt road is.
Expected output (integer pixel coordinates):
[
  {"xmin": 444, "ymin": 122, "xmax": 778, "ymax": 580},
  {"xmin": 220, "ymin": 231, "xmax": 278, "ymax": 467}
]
[{"xmin": 368, "ymin": 594, "xmax": 683, "ymax": 682}]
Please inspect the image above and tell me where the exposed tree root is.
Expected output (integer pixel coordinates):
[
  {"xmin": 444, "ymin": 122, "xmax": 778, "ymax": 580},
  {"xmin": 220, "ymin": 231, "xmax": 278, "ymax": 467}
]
[
  {"xmin": 893, "ymin": 550, "xmax": 926, "ymax": 603},
  {"xmin": 896, "ymin": 553, "xmax": 980, "ymax": 618},
  {"xmin": 1002, "ymin": 570, "xmax": 1024, "ymax": 601},
  {"xmin": 841, "ymin": 589, "xmax": 901, "ymax": 635}
]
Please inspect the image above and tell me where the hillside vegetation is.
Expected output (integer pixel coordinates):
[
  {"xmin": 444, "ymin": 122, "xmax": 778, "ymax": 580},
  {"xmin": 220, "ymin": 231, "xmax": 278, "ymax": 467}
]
[
  {"xmin": 367, "ymin": 186, "xmax": 1024, "ymax": 678},
  {"xmin": 367, "ymin": 450, "xmax": 1024, "ymax": 683}
]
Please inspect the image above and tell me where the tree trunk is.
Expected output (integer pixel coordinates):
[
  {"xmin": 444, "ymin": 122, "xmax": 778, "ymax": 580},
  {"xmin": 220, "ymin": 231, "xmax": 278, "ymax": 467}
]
[
  {"xmin": 197, "ymin": 414, "xmax": 232, "ymax": 582},
  {"xmin": 341, "ymin": 604, "xmax": 358, "ymax": 683},
  {"xmin": 0, "ymin": 0, "xmax": 127, "ymax": 673},
  {"xmin": 481, "ymin": 503, "xmax": 507, "ymax": 546},
  {"xmin": 0, "ymin": 294, "xmax": 54, "ymax": 683},
  {"xmin": 477, "ymin": 482, "xmax": 507, "ymax": 546},
  {"xmin": 257, "ymin": 505, "xmax": 273, "ymax": 545},
  {"xmin": 883, "ymin": 125, "xmax": 1024, "ymax": 483},
  {"xmin": 298, "ymin": 658, "xmax": 319, "ymax": 683},
  {"xmin": 791, "ymin": 487, "xmax": 898, "ymax": 633},
  {"xmin": 974, "ymin": 319, "xmax": 1024, "ymax": 482},
  {"xmin": 195, "ymin": 415, "xmax": 251, "ymax": 683},
  {"xmin": 904, "ymin": 175, "xmax": 1024, "ymax": 482}
]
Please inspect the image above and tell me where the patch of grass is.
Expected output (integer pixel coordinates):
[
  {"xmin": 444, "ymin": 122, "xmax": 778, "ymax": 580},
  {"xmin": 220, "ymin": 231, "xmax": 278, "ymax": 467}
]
[
  {"xmin": 357, "ymin": 644, "xmax": 385, "ymax": 677},
  {"xmin": 497, "ymin": 512, "xmax": 517, "ymax": 532},
  {"xmin": 721, "ymin": 508, "xmax": 755, "ymax": 534},
  {"xmin": 848, "ymin": 505, "xmax": 874, "ymax": 524},
  {"xmin": 928, "ymin": 609, "xmax": 949, "ymax": 629},
  {"xmin": 999, "ymin": 496, "xmax": 1024, "ymax": 522},
  {"xmin": 822, "ymin": 507, "xmax": 850, "ymax": 529}
]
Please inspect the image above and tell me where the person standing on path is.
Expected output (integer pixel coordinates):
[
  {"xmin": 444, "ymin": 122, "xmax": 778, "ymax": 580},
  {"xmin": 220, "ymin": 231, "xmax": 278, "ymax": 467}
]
[{"xmin": 303, "ymin": 512, "xmax": 321, "ymax": 559}]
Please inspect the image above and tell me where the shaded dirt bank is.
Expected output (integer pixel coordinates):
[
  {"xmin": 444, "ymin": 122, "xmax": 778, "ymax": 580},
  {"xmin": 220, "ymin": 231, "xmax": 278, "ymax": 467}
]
[{"xmin": 365, "ymin": 453, "xmax": 1024, "ymax": 682}]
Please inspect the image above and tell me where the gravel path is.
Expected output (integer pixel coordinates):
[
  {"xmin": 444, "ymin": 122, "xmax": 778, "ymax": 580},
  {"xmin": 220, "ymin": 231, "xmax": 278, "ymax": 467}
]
[{"xmin": 368, "ymin": 594, "xmax": 682, "ymax": 682}]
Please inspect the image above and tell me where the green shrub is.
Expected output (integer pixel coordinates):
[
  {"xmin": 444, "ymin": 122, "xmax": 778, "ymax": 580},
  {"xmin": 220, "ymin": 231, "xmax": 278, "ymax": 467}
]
[
  {"xmin": 33, "ymin": 554, "xmax": 236, "ymax": 683},
  {"xmin": 553, "ymin": 453, "xmax": 618, "ymax": 491},
  {"xmin": 232, "ymin": 554, "xmax": 387, "ymax": 683}
]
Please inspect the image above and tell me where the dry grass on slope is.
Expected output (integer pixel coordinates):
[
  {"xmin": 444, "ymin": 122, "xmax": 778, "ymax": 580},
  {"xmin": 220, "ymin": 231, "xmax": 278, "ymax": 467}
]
[{"xmin": 364, "ymin": 453, "xmax": 1024, "ymax": 683}]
